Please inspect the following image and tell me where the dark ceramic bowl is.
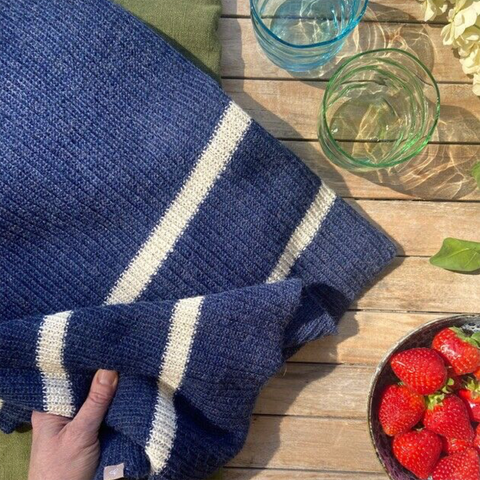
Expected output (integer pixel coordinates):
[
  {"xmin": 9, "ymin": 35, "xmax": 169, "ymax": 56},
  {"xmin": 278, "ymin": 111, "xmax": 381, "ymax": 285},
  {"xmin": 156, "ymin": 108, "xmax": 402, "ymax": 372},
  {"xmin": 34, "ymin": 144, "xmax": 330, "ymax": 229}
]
[{"xmin": 368, "ymin": 314, "xmax": 480, "ymax": 480}]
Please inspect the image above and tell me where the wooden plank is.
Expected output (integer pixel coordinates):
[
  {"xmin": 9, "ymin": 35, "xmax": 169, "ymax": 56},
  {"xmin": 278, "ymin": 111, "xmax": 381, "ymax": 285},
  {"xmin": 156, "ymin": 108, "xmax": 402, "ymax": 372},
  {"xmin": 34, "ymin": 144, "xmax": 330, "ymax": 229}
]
[
  {"xmin": 254, "ymin": 364, "xmax": 373, "ymax": 418},
  {"xmin": 223, "ymin": 80, "xmax": 480, "ymax": 144},
  {"xmin": 351, "ymin": 200, "xmax": 480, "ymax": 256},
  {"xmin": 221, "ymin": 0, "xmax": 443, "ymax": 24},
  {"xmin": 357, "ymin": 257, "xmax": 480, "ymax": 314},
  {"xmin": 229, "ymin": 416, "xmax": 383, "ymax": 473},
  {"xmin": 220, "ymin": 19, "xmax": 465, "ymax": 83},
  {"xmin": 224, "ymin": 468, "xmax": 388, "ymax": 480},
  {"xmin": 291, "ymin": 311, "xmax": 439, "ymax": 364},
  {"xmin": 284, "ymin": 141, "xmax": 480, "ymax": 201}
]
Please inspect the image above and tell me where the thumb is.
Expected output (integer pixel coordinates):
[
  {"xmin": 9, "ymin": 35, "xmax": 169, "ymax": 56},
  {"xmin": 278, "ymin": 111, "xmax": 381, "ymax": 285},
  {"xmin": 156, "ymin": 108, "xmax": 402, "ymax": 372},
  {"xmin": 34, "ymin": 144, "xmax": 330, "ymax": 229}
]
[
  {"xmin": 31, "ymin": 410, "xmax": 71, "ymax": 438},
  {"xmin": 69, "ymin": 369, "xmax": 118, "ymax": 438}
]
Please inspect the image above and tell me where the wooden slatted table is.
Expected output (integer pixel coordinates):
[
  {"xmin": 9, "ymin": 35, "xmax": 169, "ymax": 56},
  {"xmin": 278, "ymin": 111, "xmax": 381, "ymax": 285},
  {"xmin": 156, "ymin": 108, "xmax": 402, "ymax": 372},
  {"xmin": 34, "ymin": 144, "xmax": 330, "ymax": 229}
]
[{"xmin": 219, "ymin": 1, "xmax": 480, "ymax": 478}]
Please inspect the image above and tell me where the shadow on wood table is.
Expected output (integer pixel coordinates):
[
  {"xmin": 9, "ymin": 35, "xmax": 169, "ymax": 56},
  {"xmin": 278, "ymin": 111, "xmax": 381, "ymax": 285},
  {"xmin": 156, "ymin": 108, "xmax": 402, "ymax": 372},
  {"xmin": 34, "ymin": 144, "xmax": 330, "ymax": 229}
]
[{"xmin": 355, "ymin": 106, "xmax": 480, "ymax": 200}]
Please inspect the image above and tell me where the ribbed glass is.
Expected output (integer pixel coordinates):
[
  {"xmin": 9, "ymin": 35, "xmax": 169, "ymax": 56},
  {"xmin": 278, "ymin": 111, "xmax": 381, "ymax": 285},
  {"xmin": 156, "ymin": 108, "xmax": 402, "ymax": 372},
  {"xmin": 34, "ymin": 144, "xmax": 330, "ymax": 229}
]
[
  {"xmin": 250, "ymin": 0, "xmax": 369, "ymax": 72},
  {"xmin": 318, "ymin": 49, "xmax": 441, "ymax": 171}
]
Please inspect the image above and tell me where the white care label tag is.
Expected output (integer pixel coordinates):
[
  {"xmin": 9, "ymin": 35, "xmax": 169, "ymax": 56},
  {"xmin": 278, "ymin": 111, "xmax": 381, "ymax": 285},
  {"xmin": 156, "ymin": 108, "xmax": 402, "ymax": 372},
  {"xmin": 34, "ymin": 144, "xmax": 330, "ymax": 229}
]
[{"xmin": 104, "ymin": 463, "xmax": 125, "ymax": 480}]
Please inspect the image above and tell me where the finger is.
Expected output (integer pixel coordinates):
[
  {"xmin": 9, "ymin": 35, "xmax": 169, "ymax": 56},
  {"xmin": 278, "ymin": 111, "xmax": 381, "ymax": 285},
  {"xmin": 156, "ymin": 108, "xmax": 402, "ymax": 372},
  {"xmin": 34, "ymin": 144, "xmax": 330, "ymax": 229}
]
[{"xmin": 70, "ymin": 369, "xmax": 118, "ymax": 437}]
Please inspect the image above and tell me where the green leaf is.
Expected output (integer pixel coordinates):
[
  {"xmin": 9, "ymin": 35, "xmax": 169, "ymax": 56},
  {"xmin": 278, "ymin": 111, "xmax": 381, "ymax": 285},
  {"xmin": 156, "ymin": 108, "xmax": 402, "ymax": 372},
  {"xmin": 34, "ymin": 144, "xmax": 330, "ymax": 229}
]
[
  {"xmin": 463, "ymin": 375, "xmax": 480, "ymax": 395},
  {"xmin": 430, "ymin": 238, "xmax": 480, "ymax": 273},
  {"xmin": 426, "ymin": 392, "xmax": 445, "ymax": 410},
  {"xmin": 449, "ymin": 327, "xmax": 478, "ymax": 346},
  {"xmin": 472, "ymin": 163, "xmax": 480, "ymax": 190},
  {"xmin": 450, "ymin": 327, "xmax": 466, "ymax": 338},
  {"xmin": 471, "ymin": 332, "xmax": 480, "ymax": 344},
  {"xmin": 442, "ymin": 376, "xmax": 456, "ymax": 394}
]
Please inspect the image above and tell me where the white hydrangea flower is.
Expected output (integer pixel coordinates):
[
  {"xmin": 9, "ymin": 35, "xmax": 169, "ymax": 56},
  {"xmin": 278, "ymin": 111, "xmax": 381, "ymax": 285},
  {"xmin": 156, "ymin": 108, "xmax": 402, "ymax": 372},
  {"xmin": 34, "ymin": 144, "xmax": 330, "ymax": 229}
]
[
  {"xmin": 460, "ymin": 43, "xmax": 480, "ymax": 74},
  {"xmin": 473, "ymin": 73, "xmax": 480, "ymax": 95},
  {"xmin": 422, "ymin": 0, "xmax": 449, "ymax": 21},
  {"xmin": 454, "ymin": 26, "xmax": 480, "ymax": 57},
  {"xmin": 438, "ymin": 0, "xmax": 480, "ymax": 95},
  {"xmin": 441, "ymin": 0, "xmax": 480, "ymax": 46}
]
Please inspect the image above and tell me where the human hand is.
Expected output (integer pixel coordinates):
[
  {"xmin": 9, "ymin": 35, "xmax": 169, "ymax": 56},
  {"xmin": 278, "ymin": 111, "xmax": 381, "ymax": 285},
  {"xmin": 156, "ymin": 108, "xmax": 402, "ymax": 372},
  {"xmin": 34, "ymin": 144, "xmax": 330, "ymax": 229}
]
[{"xmin": 28, "ymin": 369, "xmax": 118, "ymax": 480}]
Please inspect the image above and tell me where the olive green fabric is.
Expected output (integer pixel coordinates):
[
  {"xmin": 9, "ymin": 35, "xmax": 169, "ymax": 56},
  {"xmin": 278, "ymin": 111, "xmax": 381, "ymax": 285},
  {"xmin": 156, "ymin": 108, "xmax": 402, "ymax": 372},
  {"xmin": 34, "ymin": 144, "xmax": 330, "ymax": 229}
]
[
  {"xmin": 0, "ymin": 0, "xmax": 223, "ymax": 478},
  {"xmin": 0, "ymin": 428, "xmax": 32, "ymax": 480},
  {"xmin": 115, "ymin": 0, "xmax": 222, "ymax": 81}
]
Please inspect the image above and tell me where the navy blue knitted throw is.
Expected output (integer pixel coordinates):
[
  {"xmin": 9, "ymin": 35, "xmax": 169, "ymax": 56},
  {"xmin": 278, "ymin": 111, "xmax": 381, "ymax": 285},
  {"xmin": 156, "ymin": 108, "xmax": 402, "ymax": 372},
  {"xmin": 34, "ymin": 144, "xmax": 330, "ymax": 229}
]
[{"xmin": 0, "ymin": 0, "xmax": 396, "ymax": 478}]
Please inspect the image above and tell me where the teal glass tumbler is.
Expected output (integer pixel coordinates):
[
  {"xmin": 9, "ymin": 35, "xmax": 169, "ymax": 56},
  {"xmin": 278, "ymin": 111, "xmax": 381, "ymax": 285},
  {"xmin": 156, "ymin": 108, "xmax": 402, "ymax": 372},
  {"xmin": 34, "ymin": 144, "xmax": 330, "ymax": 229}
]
[
  {"xmin": 250, "ymin": 0, "xmax": 369, "ymax": 72},
  {"xmin": 318, "ymin": 49, "xmax": 441, "ymax": 171}
]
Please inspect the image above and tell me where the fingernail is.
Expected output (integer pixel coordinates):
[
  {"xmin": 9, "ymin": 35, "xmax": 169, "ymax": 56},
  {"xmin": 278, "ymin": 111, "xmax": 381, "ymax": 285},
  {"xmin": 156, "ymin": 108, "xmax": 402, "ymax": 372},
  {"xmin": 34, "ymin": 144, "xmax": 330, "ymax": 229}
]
[{"xmin": 97, "ymin": 370, "xmax": 118, "ymax": 387}]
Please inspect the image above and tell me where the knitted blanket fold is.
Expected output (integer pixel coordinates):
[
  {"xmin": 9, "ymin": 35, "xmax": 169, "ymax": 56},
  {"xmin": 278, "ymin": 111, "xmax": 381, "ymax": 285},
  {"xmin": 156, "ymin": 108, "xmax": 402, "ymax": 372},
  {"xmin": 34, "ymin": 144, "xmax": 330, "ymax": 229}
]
[{"xmin": 0, "ymin": 0, "xmax": 396, "ymax": 478}]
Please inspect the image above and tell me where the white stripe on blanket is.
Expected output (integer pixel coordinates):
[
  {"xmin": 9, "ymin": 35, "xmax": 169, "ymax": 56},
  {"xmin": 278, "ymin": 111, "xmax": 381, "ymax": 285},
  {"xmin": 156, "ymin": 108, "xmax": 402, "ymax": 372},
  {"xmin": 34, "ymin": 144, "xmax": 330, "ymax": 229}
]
[
  {"xmin": 105, "ymin": 102, "xmax": 251, "ymax": 305},
  {"xmin": 267, "ymin": 182, "xmax": 336, "ymax": 283},
  {"xmin": 30, "ymin": 102, "xmax": 249, "ymax": 449},
  {"xmin": 145, "ymin": 296, "xmax": 203, "ymax": 473},
  {"xmin": 36, "ymin": 311, "xmax": 75, "ymax": 417}
]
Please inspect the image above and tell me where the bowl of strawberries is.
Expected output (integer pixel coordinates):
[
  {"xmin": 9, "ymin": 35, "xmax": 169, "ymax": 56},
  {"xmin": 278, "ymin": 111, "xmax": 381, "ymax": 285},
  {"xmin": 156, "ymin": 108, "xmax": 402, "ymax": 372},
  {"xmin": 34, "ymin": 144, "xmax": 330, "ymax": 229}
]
[{"xmin": 369, "ymin": 314, "xmax": 480, "ymax": 480}]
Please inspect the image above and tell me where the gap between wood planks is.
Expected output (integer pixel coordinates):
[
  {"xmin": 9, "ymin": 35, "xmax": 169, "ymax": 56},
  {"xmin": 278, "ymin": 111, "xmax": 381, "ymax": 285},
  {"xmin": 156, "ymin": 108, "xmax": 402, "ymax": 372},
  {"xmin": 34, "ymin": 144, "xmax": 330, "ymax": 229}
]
[
  {"xmin": 220, "ymin": 14, "xmax": 443, "ymax": 25},
  {"xmin": 228, "ymin": 416, "xmax": 385, "ymax": 472},
  {"xmin": 341, "ymin": 259, "xmax": 480, "ymax": 314},
  {"xmin": 223, "ymin": 466, "xmax": 388, "ymax": 479},
  {"xmin": 277, "ymin": 141, "xmax": 480, "ymax": 202},
  {"xmin": 292, "ymin": 308, "xmax": 478, "ymax": 364},
  {"xmin": 255, "ymin": 363, "xmax": 385, "ymax": 418},
  {"xmin": 220, "ymin": 0, "xmax": 448, "ymax": 25},
  {"xmin": 221, "ymin": 77, "xmax": 469, "ymax": 86},
  {"xmin": 274, "ymin": 138, "xmax": 480, "ymax": 145}
]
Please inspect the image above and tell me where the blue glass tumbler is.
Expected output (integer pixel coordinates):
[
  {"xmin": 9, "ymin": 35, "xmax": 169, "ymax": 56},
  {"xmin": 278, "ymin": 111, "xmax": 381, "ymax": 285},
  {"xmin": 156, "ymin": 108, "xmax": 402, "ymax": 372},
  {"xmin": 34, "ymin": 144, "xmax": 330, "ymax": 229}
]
[{"xmin": 250, "ymin": 0, "xmax": 369, "ymax": 72}]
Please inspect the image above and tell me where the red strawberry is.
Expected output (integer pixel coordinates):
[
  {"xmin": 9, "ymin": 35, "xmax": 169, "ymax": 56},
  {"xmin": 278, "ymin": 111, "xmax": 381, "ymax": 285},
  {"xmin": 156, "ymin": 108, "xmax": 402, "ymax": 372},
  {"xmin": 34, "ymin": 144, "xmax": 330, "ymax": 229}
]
[
  {"xmin": 379, "ymin": 384, "xmax": 426, "ymax": 436},
  {"xmin": 393, "ymin": 429, "xmax": 443, "ymax": 479},
  {"xmin": 433, "ymin": 448, "xmax": 480, "ymax": 480},
  {"xmin": 442, "ymin": 436, "xmax": 473, "ymax": 455},
  {"xmin": 474, "ymin": 366, "xmax": 480, "ymax": 381},
  {"xmin": 458, "ymin": 377, "xmax": 480, "ymax": 422},
  {"xmin": 424, "ymin": 394, "xmax": 474, "ymax": 441},
  {"xmin": 474, "ymin": 424, "xmax": 480, "ymax": 454},
  {"xmin": 432, "ymin": 327, "xmax": 480, "ymax": 375},
  {"xmin": 390, "ymin": 348, "xmax": 447, "ymax": 394}
]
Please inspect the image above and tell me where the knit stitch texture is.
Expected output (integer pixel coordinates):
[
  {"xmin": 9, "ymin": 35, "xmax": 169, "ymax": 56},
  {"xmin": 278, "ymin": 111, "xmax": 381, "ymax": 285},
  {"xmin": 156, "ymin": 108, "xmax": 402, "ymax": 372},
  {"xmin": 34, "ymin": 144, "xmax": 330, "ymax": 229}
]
[{"xmin": 0, "ymin": 0, "xmax": 396, "ymax": 478}]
